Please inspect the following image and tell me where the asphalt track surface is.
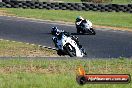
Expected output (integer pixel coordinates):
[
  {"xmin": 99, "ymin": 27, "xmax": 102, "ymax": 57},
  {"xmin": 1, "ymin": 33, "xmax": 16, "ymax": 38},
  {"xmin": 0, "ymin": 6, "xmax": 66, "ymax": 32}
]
[{"xmin": 0, "ymin": 16, "xmax": 132, "ymax": 58}]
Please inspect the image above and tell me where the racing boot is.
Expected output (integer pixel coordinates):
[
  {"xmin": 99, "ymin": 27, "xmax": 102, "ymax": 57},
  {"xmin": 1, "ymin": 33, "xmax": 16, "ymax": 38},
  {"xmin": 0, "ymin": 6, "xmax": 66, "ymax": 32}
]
[{"xmin": 79, "ymin": 46, "xmax": 87, "ymax": 55}]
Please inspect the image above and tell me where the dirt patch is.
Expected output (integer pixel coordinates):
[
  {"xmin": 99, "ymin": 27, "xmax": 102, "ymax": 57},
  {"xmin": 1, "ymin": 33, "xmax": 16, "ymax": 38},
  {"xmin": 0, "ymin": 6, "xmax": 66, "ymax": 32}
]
[
  {"xmin": 0, "ymin": 48, "xmax": 58, "ymax": 57},
  {"xmin": 0, "ymin": 9, "xmax": 14, "ymax": 16},
  {"xmin": 0, "ymin": 65, "xmax": 72, "ymax": 74},
  {"xmin": 93, "ymin": 25, "xmax": 132, "ymax": 32},
  {"xmin": 0, "ymin": 39, "xmax": 58, "ymax": 57}
]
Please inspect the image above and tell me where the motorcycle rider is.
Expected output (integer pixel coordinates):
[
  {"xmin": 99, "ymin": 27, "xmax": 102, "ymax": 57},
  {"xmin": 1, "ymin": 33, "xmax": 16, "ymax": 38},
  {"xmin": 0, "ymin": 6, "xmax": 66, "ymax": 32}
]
[
  {"xmin": 51, "ymin": 27, "xmax": 87, "ymax": 55},
  {"xmin": 75, "ymin": 16, "xmax": 84, "ymax": 31},
  {"xmin": 75, "ymin": 16, "xmax": 95, "ymax": 35},
  {"xmin": 51, "ymin": 27, "xmax": 79, "ymax": 47}
]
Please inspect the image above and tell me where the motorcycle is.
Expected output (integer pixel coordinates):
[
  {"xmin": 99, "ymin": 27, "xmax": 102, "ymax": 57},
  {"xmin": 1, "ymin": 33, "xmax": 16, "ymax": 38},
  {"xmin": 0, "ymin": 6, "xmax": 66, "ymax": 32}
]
[
  {"xmin": 52, "ymin": 33, "xmax": 86, "ymax": 57},
  {"xmin": 76, "ymin": 19, "xmax": 96, "ymax": 35}
]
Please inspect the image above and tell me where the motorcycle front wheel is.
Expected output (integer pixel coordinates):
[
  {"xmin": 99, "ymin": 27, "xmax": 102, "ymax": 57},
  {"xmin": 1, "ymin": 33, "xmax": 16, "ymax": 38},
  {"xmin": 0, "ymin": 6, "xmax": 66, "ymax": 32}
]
[
  {"xmin": 77, "ymin": 29, "xmax": 80, "ymax": 34},
  {"xmin": 89, "ymin": 28, "xmax": 96, "ymax": 35},
  {"xmin": 64, "ymin": 44, "xmax": 76, "ymax": 57}
]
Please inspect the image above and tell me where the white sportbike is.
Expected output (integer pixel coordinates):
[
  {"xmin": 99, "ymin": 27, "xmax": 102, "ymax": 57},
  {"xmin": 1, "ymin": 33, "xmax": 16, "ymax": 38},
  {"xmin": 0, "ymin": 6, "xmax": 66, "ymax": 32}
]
[
  {"xmin": 52, "ymin": 33, "xmax": 86, "ymax": 57},
  {"xmin": 76, "ymin": 19, "xmax": 96, "ymax": 35}
]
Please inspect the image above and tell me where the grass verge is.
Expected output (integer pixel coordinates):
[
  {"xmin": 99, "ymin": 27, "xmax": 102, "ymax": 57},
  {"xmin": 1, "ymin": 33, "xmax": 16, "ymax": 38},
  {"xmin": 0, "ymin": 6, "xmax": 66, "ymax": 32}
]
[
  {"xmin": 1, "ymin": 8, "xmax": 132, "ymax": 29},
  {"xmin": 0, "ymin": 39, "xmax": 57, "ymax": 57},
  {"xmin": 111, "ymin": 0, "xmax": 132, "ymax": 4},
  {"xmin": 0, "ymin": 58, "xmax": 131, "ymax": 88}
]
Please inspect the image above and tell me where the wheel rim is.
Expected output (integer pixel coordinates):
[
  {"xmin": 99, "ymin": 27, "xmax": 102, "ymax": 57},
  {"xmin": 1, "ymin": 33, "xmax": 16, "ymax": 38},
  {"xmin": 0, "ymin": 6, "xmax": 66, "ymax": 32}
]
[{"xmin": 67, "ymin": 45, "xmax": 76, "ymax": 56}]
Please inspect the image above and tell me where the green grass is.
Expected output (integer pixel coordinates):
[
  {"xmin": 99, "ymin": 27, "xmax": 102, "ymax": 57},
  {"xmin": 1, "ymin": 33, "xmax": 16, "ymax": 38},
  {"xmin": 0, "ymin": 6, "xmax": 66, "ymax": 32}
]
[
  {"xmin": 0, "ymin": 39, "xmax": 57, "ymax": 57},
  {"xmin": 112, "ymin": 0, "xmax": 132, "ymax": 4},
  {"xmin": 2, "ymin": 8, "xmax": 132, "ymax": 28},
  {"xmin": 1, "ymin": 8, "xmax": 132, "ymax": 28},
  {"xmin": 0, "ymin": 58, "xmax": 131, "ymax": 88}
]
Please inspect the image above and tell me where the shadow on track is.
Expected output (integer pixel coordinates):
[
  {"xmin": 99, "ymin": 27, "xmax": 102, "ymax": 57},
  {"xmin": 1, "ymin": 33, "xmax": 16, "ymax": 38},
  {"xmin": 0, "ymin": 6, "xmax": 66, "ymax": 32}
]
[
  {"xmin": 71, "ymin": 33, "xmax": 95, "ymax": 35},
  {"xmin": 40, "ymin": 33, "xmax": 52, "ymax": 35}
]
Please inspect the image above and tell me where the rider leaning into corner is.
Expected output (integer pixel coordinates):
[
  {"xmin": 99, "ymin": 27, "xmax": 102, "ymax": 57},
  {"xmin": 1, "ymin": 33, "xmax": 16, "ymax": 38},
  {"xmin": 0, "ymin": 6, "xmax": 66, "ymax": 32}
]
[
  {"xmin": 75, "ymin": 16, "xmax": 84, "ymax": 31},
  {"xmin": 51, "ymin": 27, "xmax": 87, "ymax": 56},
  {"xmin": 75, "ymin": 16, "xmax": 92, "ymax": 31}
]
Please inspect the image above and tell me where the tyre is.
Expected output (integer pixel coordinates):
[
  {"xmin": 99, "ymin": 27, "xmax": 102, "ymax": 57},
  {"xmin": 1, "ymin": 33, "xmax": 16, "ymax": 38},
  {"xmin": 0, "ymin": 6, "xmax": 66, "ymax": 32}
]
[
  {"xmin": 84, "ymin": 8, "xmax": 90, "ymax": 11},
  {"xmin": 61, "ymin": 7, "xmax": 67, "ymax": 10},
  {"xmin": 14, "ymin": 5, "xmax": 19, "ymax": 8},
  {"xmin": 46, "ymin": 6, "xmax": 51, "ymax": 10},
  {"xmin": 100, "ymin": 9, "xmax": 105, "ymax": 12},
  {"xmin": 77, "ymin": 29, "xmax": 80, "ymax": 33},
  {"xmin": 30, "ymin": 6, "xmax": 35, "ymax": 9},
  {"xmin": 35, "ymin": 4, "xmax": 40, "ymax": 8},
  {"xmin": 129, "ymin": 10, "xmax": 132, "ymax": 13},
  {"xmin": 54, "ymin": 7, "xmax": 59, "ymax": 10},
  {"xmin": 69, "ymin": 7, "xmax": 75, "ymax": 10},
  {"xmin": 38, "ymin": 6, "xmax": 43, "ymax": 9},
  {"xmin": 77, "ymin": 7, "xmax": 82, "ymax": 11},
  {"xmin": 6, "ymin": 4, "xmax": 11, "ymax": 8},
  {"xmin": 64, "ymin": 44, "xmax": 76, "ymax": 57},
  {"xmin": 57, "ymin": 50, "xmax": 66, "ymax": 56},
  {"xmin": 0, "ymin": 2, "xmax": 3, "ymax": 7},
  {"xmin": 22, "ymin": 5, "xmax": 28, "ymax": 9},
  {"xmin": 93, "ymin": 8, "xmax": 98, "ymax": 11},
  {"xmin": 89, "ymin": 6, "xmax": 93, "ymax": 10},
  {"xmin": 18, "ymin": 3, "xmax": 22, "ymax": 7},
  {"xmin": 128, "ymin": 4, "xmax": 132, "ymax": 8},
  {"xmin": 115, "ymin": 9, "xmax": 120, "ymax": 12},
  {"xmin": 88, "ymin": 28, "xmax": 96, "ymax": 35},
  {"xmin": 122, "ymin": 9, "xmax": 127, "ymax": 12},
  {"xmin": 107, "ymin": 9, "xmax": 113, "ymax": 12},
  {"xmin": 97, "ymin": 7, "xmax": 101, "ymax": 10}
]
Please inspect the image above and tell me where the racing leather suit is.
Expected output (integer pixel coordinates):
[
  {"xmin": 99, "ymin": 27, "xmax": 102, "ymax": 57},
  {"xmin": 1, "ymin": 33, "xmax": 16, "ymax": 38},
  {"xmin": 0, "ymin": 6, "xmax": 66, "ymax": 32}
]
[{"xmin": 52, "ymin": 31, "xmax": 81, "ymax": 48}]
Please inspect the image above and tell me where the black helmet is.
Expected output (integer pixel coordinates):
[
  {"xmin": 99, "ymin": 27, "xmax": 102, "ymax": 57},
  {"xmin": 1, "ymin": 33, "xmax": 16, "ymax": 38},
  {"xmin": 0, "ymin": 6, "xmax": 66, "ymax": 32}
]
[{"xmin": 51, "ymin": 27, "xmax": 60, "ymax": 36}]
